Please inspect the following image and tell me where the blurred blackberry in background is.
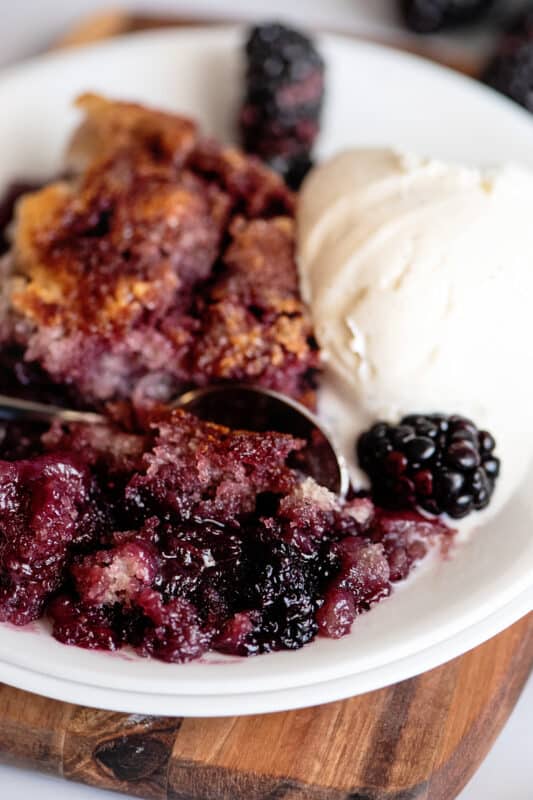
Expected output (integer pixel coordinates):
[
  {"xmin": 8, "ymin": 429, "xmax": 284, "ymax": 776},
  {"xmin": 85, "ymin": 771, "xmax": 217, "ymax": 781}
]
[
  {"xmin": 484, "ymin": 4, "xmax": 533, "ymax": 110},
  {"xmin": 400, "ymin": 0, "xmax": 495, "ymax": 33},
  {"xmin": 240, "ymin": 23, "xmax": 325, "ymax": 189},
  {"xmin": 357, "ymin": 414, "xmax": 500, "ymax": 519}
]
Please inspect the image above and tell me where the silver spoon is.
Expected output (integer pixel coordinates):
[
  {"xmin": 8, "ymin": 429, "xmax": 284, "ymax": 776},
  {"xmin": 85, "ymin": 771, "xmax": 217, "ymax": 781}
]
[{"xmin": 0, "ymin": 385, "xmax": 349, "ymax": 497}]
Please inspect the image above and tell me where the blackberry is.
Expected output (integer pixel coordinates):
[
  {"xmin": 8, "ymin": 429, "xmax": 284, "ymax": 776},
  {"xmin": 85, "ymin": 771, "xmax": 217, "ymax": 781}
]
[
  {"xmin": 399, "ymin": 0, "xmax": 495, "ymax": 33},
  {"xmin": 240, "ymin": 23, "xmax": 324, "ymax": 188},
  {"xmin": 357, "ymin": 414, "xmax": 500, "ymax": 519},
  {"xmin": 243, "ymin": 530, "xmax": 321, "ymax": 651},
  {"xmin": 484, "ymin": 6, "xmax": 533, "ymax": 111}
]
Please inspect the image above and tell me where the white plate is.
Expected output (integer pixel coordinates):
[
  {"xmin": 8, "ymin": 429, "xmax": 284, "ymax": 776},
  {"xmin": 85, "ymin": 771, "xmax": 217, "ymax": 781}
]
[
  {"xmin": 1, "ymin": 585, "xmax": 530, "ymax": 717},
  {"xmin": 0, "ymin": 27, "xmax": 532, "ymax": 712}
]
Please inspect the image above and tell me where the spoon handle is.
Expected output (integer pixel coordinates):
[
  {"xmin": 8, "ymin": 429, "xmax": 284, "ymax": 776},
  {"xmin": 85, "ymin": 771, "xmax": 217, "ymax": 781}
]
[{"xmin": 0, "ymin": 394, "xmax": 104, "ymax": 425}]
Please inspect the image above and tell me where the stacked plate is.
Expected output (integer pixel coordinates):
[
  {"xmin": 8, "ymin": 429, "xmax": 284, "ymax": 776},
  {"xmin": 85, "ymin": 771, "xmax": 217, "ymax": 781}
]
[{"xmin": 0, "ymin": 28, "xmax": 531, "ymax": 716}]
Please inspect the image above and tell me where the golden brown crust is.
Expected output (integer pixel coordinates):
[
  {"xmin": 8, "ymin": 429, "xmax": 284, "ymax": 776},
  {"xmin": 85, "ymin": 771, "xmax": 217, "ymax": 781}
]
[
  {"xmin": 67, "ymin": 93, "xmax": 198, "ymax": 174},
  {"xmin": 12, "ymin": 162, "xmax": 228, "ymax": 333},
  {"xmin": 5, "ymin": 93, "xmax": 316, "ymax": 407},
  {"xmin": 191, "ymin": 216, "xmax": 318, "ymax": 395}
]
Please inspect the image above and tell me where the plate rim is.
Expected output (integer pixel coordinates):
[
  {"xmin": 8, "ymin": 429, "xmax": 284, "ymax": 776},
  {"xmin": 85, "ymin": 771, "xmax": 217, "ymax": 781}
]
[{"xmin": 1, "ymin": 587, "xmax": 530, "ymax": 716}]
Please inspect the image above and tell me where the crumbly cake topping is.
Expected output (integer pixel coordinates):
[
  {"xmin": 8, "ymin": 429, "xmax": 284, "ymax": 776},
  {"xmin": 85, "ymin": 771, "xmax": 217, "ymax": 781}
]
[
  {"xmin": 2, "ymin": 94, "xmax": 314, "ymax": 409},
  {"xmin": 0, "ymin": 410, "xmax": 453, "ymax": 659}
]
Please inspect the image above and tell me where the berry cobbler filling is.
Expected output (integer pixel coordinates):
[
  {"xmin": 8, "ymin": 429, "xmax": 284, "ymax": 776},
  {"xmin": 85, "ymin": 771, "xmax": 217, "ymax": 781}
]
[{"xmin": 0, "ymin": 411, "xmax": 453, "ymax": 661}]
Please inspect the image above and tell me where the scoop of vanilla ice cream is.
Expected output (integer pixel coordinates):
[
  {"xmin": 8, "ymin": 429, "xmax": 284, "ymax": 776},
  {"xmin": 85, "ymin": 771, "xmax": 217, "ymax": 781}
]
[{"xmin": 297, "ymin": 148, "xmax": 533, "ymax": 506}]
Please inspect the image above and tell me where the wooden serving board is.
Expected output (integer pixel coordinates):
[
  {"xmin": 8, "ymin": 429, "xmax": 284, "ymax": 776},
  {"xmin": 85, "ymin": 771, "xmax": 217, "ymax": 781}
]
[
  {"xmin": 0, "ymin": 11, "xmax": 530, "ymax": 800},
  {"xmin": 0, "ymin": 613, "xmax": 531, "ymax": 799}
]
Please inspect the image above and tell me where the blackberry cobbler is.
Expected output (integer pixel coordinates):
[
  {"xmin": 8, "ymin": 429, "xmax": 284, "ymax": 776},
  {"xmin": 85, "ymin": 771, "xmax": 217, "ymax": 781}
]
[
  {"xmin": 0, "ymin": 95, "xmax": 455, "ymax": 663},
  {"xmin": 2, "ymin": 94, "xmax": 317, "ymax": 410},
  {"xmin": 0, "ymin": 409, "xmax": 452, "ymax": 660}
]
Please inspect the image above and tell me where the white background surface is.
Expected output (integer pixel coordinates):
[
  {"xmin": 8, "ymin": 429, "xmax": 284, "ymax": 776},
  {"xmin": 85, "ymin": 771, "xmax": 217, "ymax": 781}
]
[{"xmin": 0, "ymin": 2, "xmax": 531, "ymax": 798}]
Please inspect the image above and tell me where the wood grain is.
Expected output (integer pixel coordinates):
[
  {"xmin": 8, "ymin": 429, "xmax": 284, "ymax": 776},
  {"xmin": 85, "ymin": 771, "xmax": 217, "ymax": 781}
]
[{"xmin": 0, "ymin": 613, "xmax": 531, "ymax": 799}]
